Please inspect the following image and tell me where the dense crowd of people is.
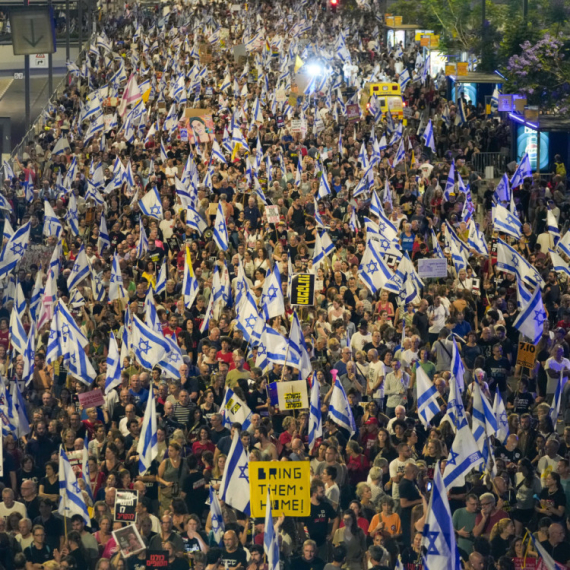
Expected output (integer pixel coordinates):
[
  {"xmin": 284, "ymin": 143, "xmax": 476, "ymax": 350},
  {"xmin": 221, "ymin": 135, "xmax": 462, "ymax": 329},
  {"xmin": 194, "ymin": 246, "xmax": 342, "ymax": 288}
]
[{"xmin": 0, "ymin": 2, "xmax": 569, "ymax": 570}]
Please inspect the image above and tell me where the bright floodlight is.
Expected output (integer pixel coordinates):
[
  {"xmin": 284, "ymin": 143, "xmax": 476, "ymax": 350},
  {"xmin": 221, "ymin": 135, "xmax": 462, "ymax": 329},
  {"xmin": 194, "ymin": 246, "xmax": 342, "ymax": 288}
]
[{"xmin": 306, "ymin": 63, "xmax": 323, "ymax": 76}]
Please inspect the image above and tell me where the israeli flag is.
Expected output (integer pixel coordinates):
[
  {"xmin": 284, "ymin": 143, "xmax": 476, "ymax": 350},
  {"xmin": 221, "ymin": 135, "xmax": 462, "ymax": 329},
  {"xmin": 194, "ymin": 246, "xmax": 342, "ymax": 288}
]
[
  {"xmin": 359, "ymin": 240, "xmax": 394, "ymax": 294},
  {"xmin": 392, "ymin": 138, "xmax": 405, "ymax": 166},
  {"xmin": 236, "ymin": 291, "xmax": 260, "ymax": 343},
  {"xmin": 131, "ymin": 315, "xmax": 170, "ymax": 370},
  {"xmin": 220, "ymin": 388, "xmax": 253, "ymax": 430},
  {"xmin": 3, "ymin": 160, "xmax": 15, "ymax": 180},
  {"xmin": 513, "ymin": 284, "xmax": 546, "ymax": 345},
  {"xmin": 471, "ymin": 382, "xmax": 498, "ymax": 450},
  {"xmin": 66, "ymin": 332, "xmax": 97, "ymax": 385},
  {"xmin": 456, "ymin": 99, "xmax": 467, "ymax": 126},
  {"xmin": 558, "ymin": 230, "xmax": 570, "ymax": 258},
  {"xmin": 182, "ymin": 247, "xmax": 199, "ymax": 309},
  {"xmin": 398, "ymin": 68, "xmax": 410, "ymax": 90},
  {"xmin": 66, "ymin": 194, "xmax": 79, "ymax": 236},
  {"xmin": 416, "ymin": 364, "xmax": 441, "ymax": 428},
  {"xmin": 547, "ymin": 209, "xmax": 561, "ymax": 246},
  {"xmin": 467, "ymin": 220, "xmax": 488, "ymax": 256},
  {"xmin": 219, "ymin": 431, "xmax": 251, "ymax": 515},
  {"xmin": 211, "ymin": 140, "xmax": 227, "ymax": 164},
  {"xmin": 105, "ymin": 332, "xmax": 122, "ymax": 394},
  {"xmin": 262, "ymin": 264, "xmax": 285, "ymax": 321},
  {"xmin": 209, "ymin": 486, "xmax": 225, "ymax": 546},
  {"xmin": 213, "ymin": 203, "xmax": 229, "ymax": 251},
  {"xmin": 422, "ymin": 462, "xmax": 462, "ymax": 570},
  {"xmin": 98, "ymin": 213, "xmax": 110, "ymax": 254},
  {"xmin": 15, "ymin": 283, "xmax": 26, "ymax": 317},
  {"xmin": 154, "ymin": 260, "xmax": 167, "ymax": 296},
  {"xmin": 496, "ymin": 237, "xmax": 543, "ymax": 288},
  {"xmin": 137, "ymin": 384, "xmax": 158, "ymax": 474},
  {"xmin": 370, "ymin": 189, "xmax": 384, "ymax": 219},
  {"xmin": 0, "ymin": 193, "xmax": 12, "ymax": 212},
  {"xmin": 264, "ymin": 326, "xmax": 299, "ymax": 368},
  {"xmin": 67, "ymin": 245, "xmax": 91, "ymax": 290},
  {"xmin": 264, "ymin": 488, "xmax": 280, "ymax": 570},
  {"xmin": 139, "ymin": 187, "xmax": 163, "ymax": 220},
  {"xmin": 492, "ymin": 203, "xmax": 522, "ymax": 239},
  {"xmin": 495, "ymin": 173, "xmax": 510, "ymax": 203},
  {"xmin": 10, "ymin": 380, "xmax": 30, "ymax": 437},
  {"xmin": 493, "ymin": 392, "xmax": 509, "ymax": 445},
  {"xmin": 186, "ymin": 205, "xmax": 207, "ymax": 234},
  {"xmin": 423, "ymin": 120, "xmax": 436, "ymax": 152},
  {"xmin": 109, "ymin": 253, "xmax": 127, "ymax": 301},
  {"xmin": 550, "ymin": 249, "xmax": 570, "ymax": 277},
  {"xmin": 329, "ymin": 376, "xmax": 356, "ymax": 435},
  {"xmin": 23, "ymin": 320, "xmax": 36, "ymax": 385},
  {"xmin": 443, "ymin": 409, "xmax": 483, "ymax": 489},
  {"xmin": 0, "ymin": 222, "xmax": 30, "ymax": 279},
  {"xmin": 510, "ymin": 153, "xmax": 532, "ymax": 188},
  {"xmin": 69, "ymin": 289, "xmax": 84, "ymax": 310},
  {"xmin": 308, "ymin": 372, "xmax": 322, "ymax": 451},
  {"xmin": 59, "ymin": 446, "xmax": 90, "ymax": 525},
  {"xmin": 9, "ymin": 309, "xmax": 27, "ymax": 355},
  {"xmin": 81, "ymin": 434, "xmax": 94, "ymax": 503},
  {"xmin": 318, "ymin": 172, "xmax": 332, "ymax": 198},
  {"xmin": 289, "ymin": 310, "xmax": 312, "ymax": 380}
]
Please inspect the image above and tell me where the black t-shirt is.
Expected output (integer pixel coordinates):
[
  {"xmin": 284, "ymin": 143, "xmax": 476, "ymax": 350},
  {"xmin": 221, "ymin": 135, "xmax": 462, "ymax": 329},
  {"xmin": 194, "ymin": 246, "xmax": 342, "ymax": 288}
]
[
  {"xmin": 496, "ymin": 446, "xmax": 522, "ymax": 465},
  {"xmin": 32, "ymin": 515, "xmax": 64, "ymax": 551},
  {"xmin": 540, "ymin": 539, "xmax": 570, "ymax": 565},
  {"xmin": 221, "ymin": 547, "xmax": 248, "ymax": 569},
  {"xmin": 291, "ymin": 557, "xmax": 325, "ymax": 570},
  {"xmin": 211, "ymin": 427, "xmax": 230, "ymax": 445},
  {"xmin": 484, "ymin": 356, "xmax": 511, "ymax": 392},
  {"xmin": 399, "ymin": 478, "xmax": 421, "ymax": 542},
  {"xmin": 182, "ymin": 471, "xmax": 208, "ymax": 516},
  {"xmin": 507, "ymin": 391, "xmax": 535, "ymax": 414},
  {"xmin": 303, "ymin": 500, "xmax": 337, "ymax": 546},
  {"xmin": 1, "ymin": 452, "xmax": 16, "ymax": 489},
  {"xmin": 539, "ymin": 488, "xmax": 567, "ymax": 522},
  {"xmin": 24, "ymin": 544, "xmax": 52, "ymax": 565},
  {"xmin": 23, "ymin": 496, "xmax": 41, "ymax": 520}
]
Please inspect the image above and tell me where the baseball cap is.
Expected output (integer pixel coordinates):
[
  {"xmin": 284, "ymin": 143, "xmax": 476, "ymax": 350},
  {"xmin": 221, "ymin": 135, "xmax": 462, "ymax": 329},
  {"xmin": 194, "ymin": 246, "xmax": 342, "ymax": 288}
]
[
  {"xmin": 365, "ymin": 418, "xmax": 379, "ymax": 425},
  {"xmin": 359, "ymin": 319, "xmax": 368, "ymax": 329}
]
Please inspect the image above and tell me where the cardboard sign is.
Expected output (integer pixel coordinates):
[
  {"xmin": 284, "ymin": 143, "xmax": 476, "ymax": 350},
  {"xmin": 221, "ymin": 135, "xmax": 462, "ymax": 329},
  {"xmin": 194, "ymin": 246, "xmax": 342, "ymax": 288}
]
[
  {"xmin": 145, "ymin": 551, "xmax": 169, "ymax": 570},
  {"xmin": 179, "ymin": 128, "xmax": 189, "ymax": 142},
  {"xmin": 266, "ymin": 205, "xmax": 280, "ymax": 223},
  {"xmin": 290, "ymin": 273, "xmax": 315, "ymax": 306},
  {"xmin": 184, "ymin": 109, "xmax": 215, "ymax": 144},
  {"xmin": 249, "ymin": 461, "xmax": 310, "ymax": 517},
  {"xmin": 275, "ymin": 89, "xmax": 287, "ymax": 103},
  {"xmin": 114, "ymin": 490, "xmax": 139, "ymax": 522},
  {"xmin": 290, "ymin": 119, "xmax": 305, "ymax": 134},
  {"xmin": 516, "ymin": 341, "xmax": 537, "ymax": 369},
  {"xmin": 199, "ymin": 42, "xmax": 213, "ymax": 64},
  {"xmin": 276, "ymin": 115, "xmax": 284, "ymax": 128},
  {"xmin": 78, "ymin": 389, "xmax": 105, "ymax": 408},
  {"xmin": 418, "ymin": 258, "xmax": 448, "ymax": 278},
  {"xmin": 233, "ymin": 44, "xmax": 247, "ymax": 63},
  {"xmin": 268, "ymin": 380, "xmax": 309, "ymax": 410}
]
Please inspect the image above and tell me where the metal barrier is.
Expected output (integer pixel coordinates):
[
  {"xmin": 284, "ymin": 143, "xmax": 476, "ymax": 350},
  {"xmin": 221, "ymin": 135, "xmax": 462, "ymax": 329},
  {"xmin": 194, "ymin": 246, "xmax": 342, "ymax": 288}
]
[{"xmin": 472, "ymin": 152, "xmax": 508, "ymax": 178}]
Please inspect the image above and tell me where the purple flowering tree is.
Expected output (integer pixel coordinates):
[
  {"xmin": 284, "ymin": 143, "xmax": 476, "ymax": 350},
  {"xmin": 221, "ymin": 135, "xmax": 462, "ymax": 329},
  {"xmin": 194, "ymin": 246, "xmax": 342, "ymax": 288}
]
[{"xmin": 505, "ymin": 33, "xmax": 570, "ymax": 113}]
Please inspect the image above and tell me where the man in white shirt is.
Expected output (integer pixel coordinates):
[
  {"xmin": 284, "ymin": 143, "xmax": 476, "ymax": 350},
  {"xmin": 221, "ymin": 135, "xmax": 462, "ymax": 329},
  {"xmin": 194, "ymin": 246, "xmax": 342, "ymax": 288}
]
[
  {"xmin": 545, "ymin": 345, "xmax": 570, "ymax": 393},
  {"xmin": 538, "ymin": 440, "xmax": 563, "ymax": 487},
  {"xmin": 367, "ymin": 349, "xmax": 385, "ymax": 404},
  {"xmin": 387, "ymin": 406, "xmax": 409, "ymax": 434},
  {"xmin": 428, "ymin": 296, "xmax": 449, "ymax": 345},
  {"xmin": 350, "ymin": 320, "xmax": 372, "ymax": 353},
  {"xmin": 0, "ymin": 488, "xmax": 26, "ymax": 519},
  {"xmin": 388, "ymin": 443, "xmax": 416, "ymax": 501}
]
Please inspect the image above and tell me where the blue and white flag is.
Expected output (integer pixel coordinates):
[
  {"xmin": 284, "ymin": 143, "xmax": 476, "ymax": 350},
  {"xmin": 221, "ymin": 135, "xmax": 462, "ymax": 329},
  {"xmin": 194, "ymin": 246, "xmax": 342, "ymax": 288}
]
[
  {"xmin": 236, "ymin": 291, "xmax": 260, "ymax": 343},
  {"xmin": 262, "ymin": 264, "xmax": 285, "ymax": 320},
  {"xmin": 318, "ymin": 172, "xmax": 332, "ymax": 198},
  {"xmin": 359, "ymin": 240, "xmax": 394, "ymax": 294},
  {"xmin": 558, "ymin": 230, "xmax": 570, "ymax": 259},
  {"xmin": 136, "ymin": 219, "xmax": 148, "ymax": 259},
  {"xmin": 98, "ymin": 213, "xmax": 110, "ymax": 254},
  {"xmin": 10, "ymin": 380, "xmax": 30, "ymax": 437},
  {"xmin": 137, "ymin": 385, "xmax": 158, "ymax": 474},
  {"xmin": 456, "ymin": 99, "xmax": 467, "ymax": 126},
  {"xmin": 43, "ymin": 201, "xmax": 63, "ymax": 237},
  {"xmin": 131, "ymin": 315, "xmax": 170, "ymax": 370},
  {"xmin": 264, "ymin": 325, "xmax": 299, "ymax": 368},
  {"xmin": 9, "ymin": 308, "xmax": 27, "ymax": 355},
  {"xmin": 219, "ymin": 431, "xmax": 251, "ymax": 515},
  {"xmin": 530, "ymin": 531, "xmax": 566, "ymax": 570},
  {"xmin": 308, "ymin": 372, "xmax": 322, "ymax": 451},
  {"xmin": 82, "ymin": 434, "xmax": 94, "ymax": 503},
  {"xmin": 67, "ymin": 246, "xmax": 91, "ymax": 290},
  {"xmin": 66, "ymin": 332, "xmax": 97, "ymax": 385},
  {"xmin": 550, "ymin": 249, "xmax": 570, "ymax": 278},
  {"xmin": 442, "ymin": 411, "xmax": 483, "ymax": 489},
  {"xmin": 416, "ymin": 364, "xmax": 440, "ymax": 428},
  {"xmin": 186, "ymin": 205, "xmax": 208, "ymax": 235},
  {"xmin": 450, "ymin": 337, "xmax": 465, "ymax": 391},
  {"xmin": 139, "ymin": 187, "xmax": 163, "ymax": 220},
  {"xmin": 492, "ymin": 203, "xmax": 522, "ymax": 239},
  {"xmin": 23, "ymin": 320, "xmax": 36, "ymax": 386},
  {"xmin": 392, "ymin": 138, "xmax": 405, "ymax": 167},
  {"xmin": 264, "ymin": 488, "xmax": 280, "ymax": 570},
  {"xmin": 422, "ymin": 462, "xmax": 462, "ymax": 570},
  {"xmin": 547, "ymin": 209, "xmax": 561, "ymax": 246},
  {"xmin": 66, "ymin": 194, "xmax": 79, "ymax": 236},
  {"xmin": 398, "ymin": 68, "xmax": 410, "ymax": 90},
  {"xmin": 493, "ymin": 392, "xmax": 509, "ymax": 445},
  {"xmin": 513, "ymin": 284, "xmax": 546, "ymax": 345},
  {"xmin": 157, "ymin": 335, "xmax": 184, "ymax": 379},
  {"xmin": 59, "ymin": 446, "xmax": 90, "ymax": 525},
  {"xmin": 209, "ymin": 486, "xmax": 225, "ymax": 546},
  {"xmin": 370, "ymin": 189, "xmax": 384, "ymax": 219},
  {"xmin": 471, "ymin": 382, "xmax": 497, "ymax": 451},
  {"xmin": 495, "ymin": 173, "xmax": 510, "ymax": 203},
  {"xmin": 105, "ymin": 332, "xmax": 122, "ymax": 394},
  {"xmin": 0, "ymin": 222, "xmax": 30, "ymax": 279},
  {"xmin": 289, "ymin": 310, "xmax": 312, "ymax": 380},
  {"xmin": 220, "ymin": 388, "xmax": 253, "ymax": 431},
  {"xmin": 496, "ymin": 237, "xmax": 543, "ymax": 288},
  {"xmin": 467, "ymin": 220, "xmax": 488, "ymax": 256},
  {"xmin": 213, "ymin": 203, "xmax": 229, "ymax": 251},
  {"xmin": 422, "ymin": 120, "xmax": 436, "ymax": 153},
  {"xmin": 154, "ymin": 260, "xmax": 167, "ymax": 295},
  {"xmin": 329, "ymin": 377, "xmax": 356, "ymax": 435},
  {"xmin": 109, "ymin": 253, "xmax": 127, "ymax": 301},
  {"xmin": 510, "ymin": 153, "xmax": 532, "ymax": 188}
]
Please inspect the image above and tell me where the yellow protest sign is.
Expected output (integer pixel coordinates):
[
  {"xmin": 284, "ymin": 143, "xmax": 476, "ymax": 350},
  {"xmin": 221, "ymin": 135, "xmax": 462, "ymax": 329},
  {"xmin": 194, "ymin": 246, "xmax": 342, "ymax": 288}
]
[
  {"xmin": 294, "ymin": 55, "xmax": 304, "ymax": 73},
  {"xmin": 249, "ymin": 462, "xmax": 311, "ymax": 517},
  {"xmin": 516, "ymin": 341, "xmax": 537, "ymax": 369},
  {"xmin": 457, "ymin": 62, "xmax": 468, "ymax": 76}
]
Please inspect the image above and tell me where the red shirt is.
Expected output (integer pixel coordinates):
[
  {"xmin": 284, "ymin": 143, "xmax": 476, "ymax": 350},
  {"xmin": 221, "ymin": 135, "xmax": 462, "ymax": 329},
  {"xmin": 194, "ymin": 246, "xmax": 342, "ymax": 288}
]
[
  {"xmin": 216, "ymin": 350, "xmax": 233, "ymax": 365},
  {"xmin": 163, "ymin": 325, "xmax": 182, "ymax": 340}
]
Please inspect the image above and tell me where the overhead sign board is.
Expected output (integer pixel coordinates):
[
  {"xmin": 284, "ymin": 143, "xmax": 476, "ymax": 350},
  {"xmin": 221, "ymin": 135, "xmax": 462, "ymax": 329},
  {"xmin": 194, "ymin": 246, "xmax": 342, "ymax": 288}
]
[{"xmin": 10, "ymin": 6, "xmax": 56, "ymax": 56}]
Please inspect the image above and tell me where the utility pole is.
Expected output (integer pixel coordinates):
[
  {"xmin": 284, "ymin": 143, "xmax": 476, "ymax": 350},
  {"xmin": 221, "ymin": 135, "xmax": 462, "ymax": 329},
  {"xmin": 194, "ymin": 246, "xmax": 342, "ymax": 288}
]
[
  {"xmin": 66, "ymin": 0, "xmax": 70, "ymax": 60},
  {"xmin": 24, "ymin": 0, "xmax": 30, "ymax": 131}
]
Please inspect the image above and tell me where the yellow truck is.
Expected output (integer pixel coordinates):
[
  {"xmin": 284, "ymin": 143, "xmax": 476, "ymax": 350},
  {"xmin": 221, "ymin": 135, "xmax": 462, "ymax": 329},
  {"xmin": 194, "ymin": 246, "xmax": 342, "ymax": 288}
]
[{"xmin": 361, "ymin": 82, "xmax": 404, "ymax": 119}]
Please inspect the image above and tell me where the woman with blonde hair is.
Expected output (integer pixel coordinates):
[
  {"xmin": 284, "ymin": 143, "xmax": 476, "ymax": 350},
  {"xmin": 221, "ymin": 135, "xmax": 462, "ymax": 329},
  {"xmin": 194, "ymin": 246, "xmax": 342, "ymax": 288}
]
[{"xmin": 490, "ymin": 518, "xmax": 515, "ymax": 559}]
